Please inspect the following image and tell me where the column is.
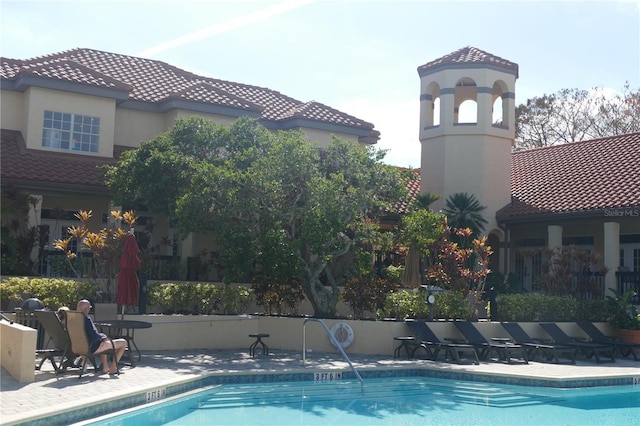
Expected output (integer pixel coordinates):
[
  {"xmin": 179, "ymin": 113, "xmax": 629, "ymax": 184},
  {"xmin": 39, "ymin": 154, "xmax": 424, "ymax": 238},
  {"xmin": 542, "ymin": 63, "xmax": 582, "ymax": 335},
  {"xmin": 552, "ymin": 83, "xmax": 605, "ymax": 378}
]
[
  {"xmin": 180, "ymin": 233, "xmax": 195, "ymax": 280},
  {"xmin": 603, "ymin": 222, "xmax": 620, "ymax": 296},
  {"xmin": 27, "ymin": 194, "xmax": 42, "ymax": 263},
  {"xmin": 547, "ymin": 225, "xmax": 562, "ymax": 250}
]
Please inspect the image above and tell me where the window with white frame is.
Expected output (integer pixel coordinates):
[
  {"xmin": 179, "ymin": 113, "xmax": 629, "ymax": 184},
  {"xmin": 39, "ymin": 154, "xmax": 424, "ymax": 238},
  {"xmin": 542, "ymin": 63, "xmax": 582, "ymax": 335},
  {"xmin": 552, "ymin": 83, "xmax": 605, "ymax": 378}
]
[{"xmin": 42, "ymin": 110, "xmax": 100, "ymax": 152}]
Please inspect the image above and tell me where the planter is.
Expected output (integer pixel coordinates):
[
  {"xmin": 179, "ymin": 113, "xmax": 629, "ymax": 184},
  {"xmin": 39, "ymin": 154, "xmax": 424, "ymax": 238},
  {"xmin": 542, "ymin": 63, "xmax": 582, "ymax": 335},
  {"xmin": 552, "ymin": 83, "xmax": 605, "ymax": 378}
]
[{"xmin": 615, "ymin": 329, "xmax": 640, "ymax": 353}]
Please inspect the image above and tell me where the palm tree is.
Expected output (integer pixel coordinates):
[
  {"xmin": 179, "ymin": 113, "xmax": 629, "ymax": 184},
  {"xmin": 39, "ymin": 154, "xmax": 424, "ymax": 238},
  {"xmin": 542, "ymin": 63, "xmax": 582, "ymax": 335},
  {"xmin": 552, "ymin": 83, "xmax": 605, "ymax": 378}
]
[
  {"xmin": 412, "ymin": 192, "xmax": 440, "ymax": 211},
  {"xmin": 442, "ymin": 192, "xmax": 488, "ymax": 237}
]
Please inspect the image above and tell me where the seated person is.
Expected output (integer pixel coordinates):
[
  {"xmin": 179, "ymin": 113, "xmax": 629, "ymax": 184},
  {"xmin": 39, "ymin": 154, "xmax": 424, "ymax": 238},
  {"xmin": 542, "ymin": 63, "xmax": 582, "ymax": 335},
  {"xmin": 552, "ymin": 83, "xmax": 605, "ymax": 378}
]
[{"xmin": 76, "ymin": 299, "xmax": 127, "ymax": 374}]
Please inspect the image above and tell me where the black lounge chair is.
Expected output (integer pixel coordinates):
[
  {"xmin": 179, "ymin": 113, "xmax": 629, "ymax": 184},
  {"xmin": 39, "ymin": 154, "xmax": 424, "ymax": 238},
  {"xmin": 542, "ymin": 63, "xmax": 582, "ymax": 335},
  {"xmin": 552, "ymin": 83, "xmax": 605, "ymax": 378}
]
[
  {"xmin": 34, "ymin": 310, "xmax": 73, "ymax": 373},
  {"xmin": 453, "ymin": 321, "xmax": 528, "ymax": 364},
  {"xmin": 501, "ymin": 322, "xmax": 575, "ymax": 364},
  {"xmin": 405, "ymin": 320, "xmax": 479, "ymax": 365},
  {"xmin": 576, "ymin": 321, "xmax": 639, "ymax": 361},
  {"xmin": 539, "ymin": 323, "xmax": 615, "ymax": 363}
]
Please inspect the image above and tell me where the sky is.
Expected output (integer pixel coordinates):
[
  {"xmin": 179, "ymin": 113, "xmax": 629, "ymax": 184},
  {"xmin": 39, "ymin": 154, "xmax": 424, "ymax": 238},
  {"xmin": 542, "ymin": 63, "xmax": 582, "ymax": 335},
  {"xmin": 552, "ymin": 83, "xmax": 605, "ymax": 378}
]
[{"xmin": 1, "ymin": 0, "xmax": 638, "ymax": 168}]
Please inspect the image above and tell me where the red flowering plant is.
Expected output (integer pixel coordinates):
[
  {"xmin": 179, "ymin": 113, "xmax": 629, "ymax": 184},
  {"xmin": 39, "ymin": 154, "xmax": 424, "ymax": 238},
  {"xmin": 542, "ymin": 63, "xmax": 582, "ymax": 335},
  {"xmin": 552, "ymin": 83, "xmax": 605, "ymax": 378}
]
[
  {"xmin": 53, "ymin": 209, "xmax": 136, "ymax": 301},
  {"xmin": 425, "ymin": 227, "xmax": 493, "ymax": 320}
]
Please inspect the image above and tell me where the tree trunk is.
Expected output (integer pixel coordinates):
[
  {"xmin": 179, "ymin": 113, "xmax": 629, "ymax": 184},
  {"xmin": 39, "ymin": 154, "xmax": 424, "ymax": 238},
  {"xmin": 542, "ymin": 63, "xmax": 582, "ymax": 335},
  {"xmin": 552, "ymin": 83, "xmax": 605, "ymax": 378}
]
[{"xmin": 300, "ymin": 263, "xmax": 339, "ymax": 318}]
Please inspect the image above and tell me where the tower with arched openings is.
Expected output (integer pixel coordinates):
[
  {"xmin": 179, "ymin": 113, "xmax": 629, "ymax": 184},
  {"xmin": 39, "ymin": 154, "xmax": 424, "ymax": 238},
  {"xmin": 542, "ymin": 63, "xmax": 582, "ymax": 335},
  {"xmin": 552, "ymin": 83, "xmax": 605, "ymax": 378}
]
[{"xmin": 418, "ymin": 46, "xmax": 518, "ymax": 271}]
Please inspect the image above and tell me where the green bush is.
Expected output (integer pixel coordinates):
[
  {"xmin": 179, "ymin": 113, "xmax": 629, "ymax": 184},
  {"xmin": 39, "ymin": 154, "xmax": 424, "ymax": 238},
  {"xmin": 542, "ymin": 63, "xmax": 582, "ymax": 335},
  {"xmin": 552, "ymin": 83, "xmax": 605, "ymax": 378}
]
[
  {"xmin": 147, "ymin": 282, "xmax": 253, "ymax": 315},
  {"xmin": 377, "ymin": 283, "xmax": 608, "ymax": 323},
  {"xmin": 496, "ymin": 293, "xmax": 606, "ymax": 322},
  {"xmin": 377, "ymin": 289, "xmax": 472, "ymax": 321},
  {"xmin": 433, "ymin": 292, "xmax": 473, "ymax": 321},
  {"xmin": 220, "ymin": 284, "xmax": 252, "ymax": 315},
  {"xmin": 382, "ymin": 265, "xmax": 404, "ymax": 285},
  {"xmin": 0, "ymin": 276, "xmax": 99, "ymax": 310},
  {"xmin": 378, "ymin": 289, "xmax": 428, "ymax": 320},
  {"xmin": 576, "ymin": 299, "xmax": 609, "ymax": 322}
]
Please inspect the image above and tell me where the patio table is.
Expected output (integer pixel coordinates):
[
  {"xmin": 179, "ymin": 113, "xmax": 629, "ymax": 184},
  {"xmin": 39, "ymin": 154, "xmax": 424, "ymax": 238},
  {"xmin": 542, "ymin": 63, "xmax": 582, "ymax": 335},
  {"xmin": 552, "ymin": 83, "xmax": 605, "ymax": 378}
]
[{"xmin": 96, "ymin": 320, "xmax": 152, "ymax": 367}]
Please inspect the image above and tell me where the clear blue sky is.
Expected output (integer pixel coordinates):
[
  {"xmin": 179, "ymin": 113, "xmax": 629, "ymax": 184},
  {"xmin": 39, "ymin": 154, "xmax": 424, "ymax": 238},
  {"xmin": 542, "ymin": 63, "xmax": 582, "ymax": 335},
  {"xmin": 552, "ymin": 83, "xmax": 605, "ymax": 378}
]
[{"xmin": 1, "ymin": 0, "xmax": 638, "ymax": 167}]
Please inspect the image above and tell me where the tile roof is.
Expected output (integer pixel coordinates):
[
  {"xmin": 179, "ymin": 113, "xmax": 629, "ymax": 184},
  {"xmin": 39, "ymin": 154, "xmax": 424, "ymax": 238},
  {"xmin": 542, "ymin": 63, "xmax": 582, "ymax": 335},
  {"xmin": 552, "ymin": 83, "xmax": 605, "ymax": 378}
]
[
  {"xmin": 385, "ymin": 168, "xmax": 421, "ymax": 216},
  {"xmin": 0, "ymin": 57, "xmax": 132, "ymax": 91},
  {"xmin": 417, "ymin": 46, "xmax": 519, "ymax": 77},
  {"xmin": 497, "ymin": 132, "xmax": 640, "ymax": 221},
  {"xmin": 1, "ymin": 48, "xmax": 376, "ymax": 139},
  {"xmin": 0, "ymin": 129, "xmax": 126, "ymax": 190}
]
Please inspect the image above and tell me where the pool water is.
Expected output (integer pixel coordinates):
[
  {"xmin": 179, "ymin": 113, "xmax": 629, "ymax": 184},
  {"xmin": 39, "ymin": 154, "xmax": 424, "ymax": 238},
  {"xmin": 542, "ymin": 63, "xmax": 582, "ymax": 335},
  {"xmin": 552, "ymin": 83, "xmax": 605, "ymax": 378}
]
[{"xmin": 86, "ymin": 377, "xmax": 640, "ymax": 426}]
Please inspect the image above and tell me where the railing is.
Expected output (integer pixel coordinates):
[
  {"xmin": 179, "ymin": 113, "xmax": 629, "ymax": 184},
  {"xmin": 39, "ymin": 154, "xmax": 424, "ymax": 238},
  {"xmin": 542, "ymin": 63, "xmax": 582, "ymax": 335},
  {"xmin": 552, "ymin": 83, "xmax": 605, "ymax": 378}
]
[
  {"xmin": 302, "ymin": 318, "xmax": 364, "ymax": 392},
  {"xmin": 571, "ymin": 272, "xmax": 605, "ymax": 300},
  {"xmin": 146, "ymin": 255, "xmax": 181, "ymax": 280},
  {"xmin": 616, "ymin": 271, "xmax": 640, "ymax": 304}
]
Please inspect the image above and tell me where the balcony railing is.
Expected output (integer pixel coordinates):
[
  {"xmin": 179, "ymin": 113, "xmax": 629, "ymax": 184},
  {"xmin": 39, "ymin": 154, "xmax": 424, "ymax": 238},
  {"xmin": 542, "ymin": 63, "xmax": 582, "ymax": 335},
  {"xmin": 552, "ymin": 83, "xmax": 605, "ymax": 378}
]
[
  {"xmin": 570, "ymin": 272, "xmax": 605, "ymax": 300},
  {"xmin": 615, "ymin": 271, "xmax": 640, "ymax": 304}
]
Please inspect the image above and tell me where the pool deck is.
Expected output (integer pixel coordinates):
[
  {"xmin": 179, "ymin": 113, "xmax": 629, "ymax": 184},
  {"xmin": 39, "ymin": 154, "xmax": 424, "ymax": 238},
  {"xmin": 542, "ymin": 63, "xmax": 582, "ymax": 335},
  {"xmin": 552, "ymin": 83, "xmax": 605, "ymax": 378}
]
[{"xmin": 1, "ymin": 349, "xmax": 639, "ymax": 425}]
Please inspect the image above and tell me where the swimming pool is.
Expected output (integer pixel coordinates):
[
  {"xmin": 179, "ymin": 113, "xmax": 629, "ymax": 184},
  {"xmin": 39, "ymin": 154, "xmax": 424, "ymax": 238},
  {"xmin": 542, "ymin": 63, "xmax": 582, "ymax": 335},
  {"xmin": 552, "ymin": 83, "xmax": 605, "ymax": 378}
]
[{"xmin": 84, "ymin": 377, "xmax": 639, "ymax": 425}]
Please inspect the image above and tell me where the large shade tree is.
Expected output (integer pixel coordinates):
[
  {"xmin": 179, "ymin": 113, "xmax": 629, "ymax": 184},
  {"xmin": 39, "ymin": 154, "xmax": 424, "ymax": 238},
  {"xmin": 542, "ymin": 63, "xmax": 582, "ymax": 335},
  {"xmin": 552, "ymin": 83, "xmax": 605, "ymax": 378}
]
[
  {"xmin": 515, "ymin": 83, "xmax": 640, "ymax": 150},
  {"xmin": 104, "ymin": 116, "xmax": 409, "ymax": 317}
]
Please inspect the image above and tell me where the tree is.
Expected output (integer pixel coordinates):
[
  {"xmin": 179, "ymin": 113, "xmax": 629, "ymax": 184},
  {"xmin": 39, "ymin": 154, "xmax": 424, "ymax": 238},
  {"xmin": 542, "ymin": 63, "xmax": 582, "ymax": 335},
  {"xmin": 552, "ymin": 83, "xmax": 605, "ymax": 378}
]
[
  {"xmin": 515, "ymin": 84, "xmax": 640, "ymax": 150},
  {"xmin": 398, "ymin": 207, "xmax": 448, "ymax": 288},
  {"xmin": 425, "ymin": 227, "xmax": 493, "ymax": 320},
  {"xmin": 105, "ymin": 116, "xmax": 409, "ymax": 317},
  {"xmin": 0, "ymin": 186, "xmax": 41, "ymax": 275},
  {"xmin": 442, "ymin": 192, "xmax": 487, "ymax": 238},
  {"xmin": 411, "ymin": 192, "xmax": 440, "ymax": 211}
]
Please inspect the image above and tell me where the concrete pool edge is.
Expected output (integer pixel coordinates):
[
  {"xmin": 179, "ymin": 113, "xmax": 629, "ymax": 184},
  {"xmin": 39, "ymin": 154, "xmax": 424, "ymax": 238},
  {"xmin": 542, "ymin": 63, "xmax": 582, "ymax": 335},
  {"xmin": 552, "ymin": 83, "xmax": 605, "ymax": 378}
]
[{"xmin": 14, "ymin": 365, "xmax": 638, "ymax": 426}]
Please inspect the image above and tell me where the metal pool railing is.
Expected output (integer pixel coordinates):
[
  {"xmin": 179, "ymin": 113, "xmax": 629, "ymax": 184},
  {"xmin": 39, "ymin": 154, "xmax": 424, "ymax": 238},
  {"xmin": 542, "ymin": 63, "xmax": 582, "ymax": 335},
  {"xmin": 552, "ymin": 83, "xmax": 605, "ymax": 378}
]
[{"xmin": 302, "ymin": 318, "xmax": 364, "ymax": 391}]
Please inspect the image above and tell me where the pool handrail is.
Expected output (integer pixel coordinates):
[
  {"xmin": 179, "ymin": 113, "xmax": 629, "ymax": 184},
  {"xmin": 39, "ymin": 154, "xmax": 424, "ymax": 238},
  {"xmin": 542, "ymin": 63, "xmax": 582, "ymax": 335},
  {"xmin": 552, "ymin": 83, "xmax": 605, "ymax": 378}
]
[{"xmin": 302, "ymin": 318, "xmax": 364, "ymax": 391}]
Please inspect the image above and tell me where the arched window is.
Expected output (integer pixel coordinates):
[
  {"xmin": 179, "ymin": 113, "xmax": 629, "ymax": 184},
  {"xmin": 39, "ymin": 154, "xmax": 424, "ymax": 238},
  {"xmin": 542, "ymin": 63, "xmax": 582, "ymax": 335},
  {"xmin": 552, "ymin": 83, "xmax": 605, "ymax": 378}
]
[
  {"xmin": 492, "ymin": 80, "xmax": 509, "ymax": 128},
  {"xmin": 492, "ymin": 97, "xmax": 503, "ymax": 126},
  {"xmin": 433, "ymin": 96, "xmax": 441, "ymax": 126},
  {"xmin": 454, "ymin": 78, "xmax": 477, "ymax": 124},
  {"xmin": 458, "ymin": 100, "xmax": 477, "ymax": 124},
  {"xmin": 423, "ymin": 82, "xmax": 441, "ymax": 128}
]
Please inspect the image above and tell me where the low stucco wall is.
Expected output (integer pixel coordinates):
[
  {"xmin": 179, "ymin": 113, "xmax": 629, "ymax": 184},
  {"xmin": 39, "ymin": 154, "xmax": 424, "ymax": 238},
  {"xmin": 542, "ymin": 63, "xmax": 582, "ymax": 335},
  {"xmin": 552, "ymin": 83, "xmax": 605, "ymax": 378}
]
[
  {"xmin": 113, "ymin": 315, "xmax": 613, "ymax": 355},
  {"xmin": 125, "ymin": 315, "xmax": 416, "ymax": 354},
  {"xmin": 0, "ymin": 321, "xmax": 37, "ymax": 383},
  {"xmin": 0, "ymin": 314, "xmax": 614, "ymax": 383}
]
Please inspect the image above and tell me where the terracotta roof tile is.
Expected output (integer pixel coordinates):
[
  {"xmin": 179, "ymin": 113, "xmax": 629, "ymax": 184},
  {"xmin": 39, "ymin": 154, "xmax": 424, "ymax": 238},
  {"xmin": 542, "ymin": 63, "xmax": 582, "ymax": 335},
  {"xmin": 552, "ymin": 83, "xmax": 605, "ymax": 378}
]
[
  {"xmin": 497, "ymin": 132, "xmax": 640, "ymax": 220},
  {"xmin": 1, "ymin": 57, "xmax": 131, "ymax": 91},
  {"xmin": 418, "ymin": 46, "xmax": 519, "ymax": 77},
  {"xmin": 281, "ymin": 101, "xmax": 375, "ymax": 129},
  {"xmin": 0, "ymin": 129, "xmax": 126, "ymax": 189},
  {"xmin": 167, "ymin": 82, "xmax": 263, "ymax": 113},
  {"xmin": 2, "ymin": 48, "xmax": 375, "ymax": 138},
  {"xmin": 390, "ymin": 168, "xmax": 421, "ymax": 215}
]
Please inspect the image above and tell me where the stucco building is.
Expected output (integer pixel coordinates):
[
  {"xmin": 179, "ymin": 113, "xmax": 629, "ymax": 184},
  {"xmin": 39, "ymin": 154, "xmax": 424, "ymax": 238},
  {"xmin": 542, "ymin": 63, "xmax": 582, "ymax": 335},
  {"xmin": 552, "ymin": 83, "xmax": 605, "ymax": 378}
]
[
  {"xmin": 2, "ymin": 46, "xmax": 639, "ymax": 299},
  {"xmin": 0, "ymin": 48, "xmax": 378, "ymax": 280},
  {"xmin": 417, "ymin": 46, "xmax": 640, "ymax": 299}
]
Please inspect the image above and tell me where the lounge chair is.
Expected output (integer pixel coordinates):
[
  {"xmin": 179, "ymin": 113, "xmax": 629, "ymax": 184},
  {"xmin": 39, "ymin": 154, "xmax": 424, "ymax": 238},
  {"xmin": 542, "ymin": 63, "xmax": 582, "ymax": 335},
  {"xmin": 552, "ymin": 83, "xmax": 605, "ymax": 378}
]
[
  {"xmin": 34, "ymin": 310, "xmax": 72, "ymax": 373},
  {"xmin": 501, "ymin": 322, "xmax": 575, "ymax": 364},
  {"xmin": 539, "ymin": 323, "xmax": 615, "ymax": 363},
  {"xmin": 576, "ymin": 321, "xmax": 639, "ymax": 361},
  {"xmin": 65, "ymin": 311, "xmax": 119, "ymax": 378},
  {"xmin": 405, "ymin": 320, "xmax": 480, "ymax": 365},
  {"xmin": 453, "ymin": 321, "xmax": 528, "ymax": 364}
]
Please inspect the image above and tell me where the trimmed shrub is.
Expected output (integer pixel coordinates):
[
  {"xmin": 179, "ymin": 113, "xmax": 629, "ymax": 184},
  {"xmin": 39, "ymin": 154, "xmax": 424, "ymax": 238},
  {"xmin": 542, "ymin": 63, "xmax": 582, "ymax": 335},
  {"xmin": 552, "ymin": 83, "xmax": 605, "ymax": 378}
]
[
  {"xmin": 0, "ymin": 276, "xmax": 99, "ymax": 310},
  {"xmin": 496, "ymin": 293, "xmax": 606, "ymax": 322},
  {"xmin": 146, "ymin": 282, "xmax": 253, "ymax": 315},
  {"xmin": 377, "ymin": 289, "xmax": 472, "ymax": 321}
]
